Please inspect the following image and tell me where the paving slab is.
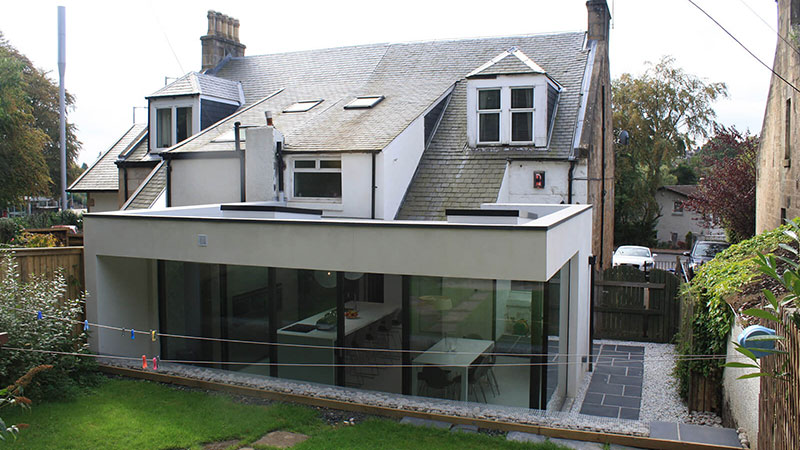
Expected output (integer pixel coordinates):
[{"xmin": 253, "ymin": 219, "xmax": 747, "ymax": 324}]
[
  {"xmin": 451, "ymin": 424, "xmax": 478, "ymax": 434},
  {"xmin": 580, "ymin": 343, "xmax": 644, "ymax": 419},
  {"xmin": 579, "ymin": 403, "xmax": 619, "ymax": 418},
  {"xmin": 507, "ymin": 431, "xmax": 548, "ymax": 443},
  {"xmin": 678, "ymin": 424, "xmax": 741, "ymax": 447},
  {"xmin": 649, "ymin": 421, "xmax": 679, "ymax": 440},
  {"xmin": 252, "ymin": 431, "xmax": 310, "ymax": 449},
  {"xmin": 203, "ymin": 439, "xmax": 240, "ymax": 450},
  {"xmin": 400, "ymin": 416, "xmax": 453, "ymax": 430}
]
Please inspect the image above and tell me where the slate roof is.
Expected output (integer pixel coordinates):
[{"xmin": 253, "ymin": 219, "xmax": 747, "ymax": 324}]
[
  {"xmin": 148, "ymin": 72, "xmax": 242, "ymax": 103},
  {"xmin": 168, "ymin": 32, "xmax": 588, "ymax": 157},
  {"xmin": 467, "ymin": 48, "xmax": 547, "ymax": 78},
  {"xmin": 659, "ymin": 185, "xmax": 698, "ymax": 198},
  {"xmin": 68, "ymin": 124, "xmax": 147, "ymax": 192},
  {"xmin": 122, "ymin": 162, "xmax": 167, "ymax": 210}
]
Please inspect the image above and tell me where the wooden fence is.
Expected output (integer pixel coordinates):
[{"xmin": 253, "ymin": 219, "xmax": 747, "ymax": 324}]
[
  {"xmin": 0, "ymin": 247, "xmax": 85, "ymax": 302},
  {"xmin": 594, "ymin": 266, "xmax": 681, "ymax": 343},
  {"xmin": 758, "ymin": 308, "xmax": 799, "ymax": 450}
]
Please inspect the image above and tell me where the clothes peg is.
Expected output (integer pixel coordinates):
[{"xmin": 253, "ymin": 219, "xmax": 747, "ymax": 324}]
[
  {"xmin": 130, "ymin": 329, "xmax": 135, "ymax": 340},
  {"xmin": 152, "ymin": 357, "xmax": 158, "ymax": 371},
  {"xmin": 142, "ymin": 355, "xmax": 147, "ymax": 369},
  {"xmin": 151, "ymin": 330, "xmax": 156, "ymax": 342},
  {"xmin": 37, "ymin": 311, "xmax": 43, "ymax": 320},
  {"xmin": 83, "ymin": 320, "xmax": 89, "ymax": 331}
]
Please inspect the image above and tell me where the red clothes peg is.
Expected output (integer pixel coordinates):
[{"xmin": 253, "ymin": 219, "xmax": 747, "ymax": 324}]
[{"xmin": 142, "ymin": 355, "xmax": 147, "ymax": 369}]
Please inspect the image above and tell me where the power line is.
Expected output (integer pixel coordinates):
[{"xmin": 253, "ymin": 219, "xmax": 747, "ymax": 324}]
[
  {"xmin": 687, "ymin": 0, "xmax": 800, "ymax": 94},
  {"xmin": 0, "ymin": 304, "xmax": 745, "ymax": 361},
  {"xmin": 735, "ymin": 0, "xmax": 800, "ymax": 58}
]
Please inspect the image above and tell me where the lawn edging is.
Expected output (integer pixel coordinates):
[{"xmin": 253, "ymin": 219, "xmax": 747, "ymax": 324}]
[{"xmin": 99, "ymin": 364, "xmax": 741, "ymax": 450}]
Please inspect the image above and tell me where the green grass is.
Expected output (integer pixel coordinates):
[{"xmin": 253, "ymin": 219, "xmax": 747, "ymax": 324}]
[{"xmin": 0, "ymin": 378, "xmax": 567, "ymax": 450}]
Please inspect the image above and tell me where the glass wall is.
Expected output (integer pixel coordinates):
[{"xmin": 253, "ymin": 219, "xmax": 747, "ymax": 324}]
[{"xmin": 158, "ymin": 259, "xmax": 570, "ymax": 410}]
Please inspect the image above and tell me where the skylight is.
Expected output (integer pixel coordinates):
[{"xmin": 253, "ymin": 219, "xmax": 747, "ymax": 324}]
[
  {"xmin": 344, "ymin": 96, "xmax": 384, "ymax": 109},
  {"xmin": 283, "ymin": 100, "xmax": 323, "ymax": 113}
]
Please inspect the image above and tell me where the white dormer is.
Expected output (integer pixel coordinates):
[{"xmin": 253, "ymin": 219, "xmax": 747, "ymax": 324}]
[
  {"xmin": 146, "ymin": 72, "xmax": 244, "ymax": 152},
  {"xmin": 466, "ymin": 48, "xmax": 561, "ymax": 148}
]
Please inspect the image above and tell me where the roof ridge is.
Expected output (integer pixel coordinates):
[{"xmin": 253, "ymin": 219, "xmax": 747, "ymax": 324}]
[{"xmin": 237, "ymin": 31, "xmax": 584, "ymax": 61}]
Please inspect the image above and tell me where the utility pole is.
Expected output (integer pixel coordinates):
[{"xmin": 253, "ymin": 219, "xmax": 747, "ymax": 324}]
[{"xmin": 58, "ymin": 6, "xmax": 67, "ymax": 211}]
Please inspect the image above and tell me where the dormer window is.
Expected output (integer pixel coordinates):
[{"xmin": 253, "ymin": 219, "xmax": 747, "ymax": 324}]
[
  {"xmin": 466, "ymin": 48, "xmax": 561, "ymax": 148},
  {"xmin": 478, "ymin": 89, "xmax": 501, "ymax": 143}
]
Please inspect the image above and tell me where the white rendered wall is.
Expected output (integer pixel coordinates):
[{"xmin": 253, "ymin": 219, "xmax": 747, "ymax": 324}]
[
  {"xmin": 89, "ymin": 192, "xmax": 119, "ymax": 212},
  {"xmin": 499, "ymin": 160, "xmax": 588, "ymax": 205},
  {"xmin": 171, "ymin": 158, "xmax": 240, "ymax": 206},
  {"xmin": 655, "ymin": 190, "xmax": 724, "ymax": 243},
  {"xmin": 92, "ymin": 256, "xmax": 159, "ymax": 357},
  {"xmin": 245, "ymin": 127, "xmax": 276, "ymax": 202},
  {"xmin": 723, "ymin": 322, "xmax": 760, "ymax": 448},
  {"xmin": 380, "ymin": 95, "xmax": 444, "ymax": 219},
  {"xmin": 285, "ymin": 153, "xmax": 372, "ymax": 218}
]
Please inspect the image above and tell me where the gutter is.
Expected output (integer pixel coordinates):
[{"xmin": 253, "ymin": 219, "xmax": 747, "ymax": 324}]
[
  {"xmin": 165, "ymin": 159, "xmax": 172, "ymax": 207},
  {"xmin": 371, "ymin": 153, "xmax": 376, "ymax": 219}
]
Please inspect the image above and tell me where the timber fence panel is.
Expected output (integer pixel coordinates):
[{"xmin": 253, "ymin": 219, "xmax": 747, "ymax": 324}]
[
  {"xmin": 758, "ymin": 308, "xmax": 799, "ymax": 450},
  {"xmin": 0, "ymin": 247, "xmax": 85, "ymax": 302}
]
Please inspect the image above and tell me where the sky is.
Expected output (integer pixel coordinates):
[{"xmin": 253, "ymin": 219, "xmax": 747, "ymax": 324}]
[{"xmin": 0, "ymin": 0, "xmax": 779, "ymax": 167}]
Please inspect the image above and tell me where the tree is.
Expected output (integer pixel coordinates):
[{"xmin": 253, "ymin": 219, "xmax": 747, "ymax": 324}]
[
  {"xmin": 0, "ymin": 32, "xmax": 81, "ymax": 207},
  {"xmin": 613, "ymin": 56, "xmax": 727, "ymax": 246},
  {"xmin": 684, "ymin": 126, "xmax": 757, "ymax": 243}
]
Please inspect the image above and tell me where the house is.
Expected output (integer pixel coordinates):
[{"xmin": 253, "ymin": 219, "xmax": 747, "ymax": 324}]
[
  {"xmin": 756, "ymin": 0, "xmax": 800, "ymax": 232},
  {"xmin": 655, "ymin": 185, "xmax": 724, "ymax": 246},
  {"xmin": 82, "ymin": 1, "xmax": 611, "ymax": 412}
]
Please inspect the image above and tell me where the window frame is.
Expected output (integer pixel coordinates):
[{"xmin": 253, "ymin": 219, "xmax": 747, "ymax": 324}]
[
  {"xmin": 477, "ymin": 88, "xmax": 502, "ymax": 144},
  {"xmin": 150, "ymin": 98, "xmax": 198, "ymax": 151},
  {"xmin": 284, "ymin": 99, "xmax": 323, "ymax": 113},
  {"xmin": 510, "ymin": 87, "xmax": 534, "ymax": 144},
  {"xmin": 290, "ymin": 157, "xmax": 343, "ymax": 202}
]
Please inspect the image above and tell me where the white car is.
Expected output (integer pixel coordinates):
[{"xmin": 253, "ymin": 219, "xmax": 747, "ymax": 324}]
[{"xmin": 612, "ymin": 245, "xmax": 656, "ymax": 270}]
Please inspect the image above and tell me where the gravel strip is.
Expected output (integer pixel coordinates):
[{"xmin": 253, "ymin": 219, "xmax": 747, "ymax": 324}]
[{"xmin": 100, "ymin": 358, "xmax": 648, "ymax": 436}]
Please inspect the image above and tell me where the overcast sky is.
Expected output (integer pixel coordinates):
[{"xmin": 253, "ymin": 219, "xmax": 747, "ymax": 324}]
[{"xmin": 0, "ymin": 0, "xmax": 778, "ymax": 166}]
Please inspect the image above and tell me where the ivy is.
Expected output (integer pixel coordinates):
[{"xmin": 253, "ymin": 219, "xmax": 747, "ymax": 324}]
[{"xmin": 675, "ymin": 218, "xmax": 800, "ymax": 400}]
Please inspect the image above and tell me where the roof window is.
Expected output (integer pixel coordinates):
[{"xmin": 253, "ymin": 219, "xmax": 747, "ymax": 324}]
[
  {"xmin": 284, "ymin": 100, "xmax": 323, "ymax": 113},
  {"xmin": 344, "ymin": 96, "xmax": 384, "ymax": 109}
]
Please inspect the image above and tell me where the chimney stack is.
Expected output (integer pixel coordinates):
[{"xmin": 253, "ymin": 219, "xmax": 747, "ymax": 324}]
[
  {"xmin": 201, "ymin": 10, "xmax": 246, "ymax": 72},
  {"xmin": 586, "ymin": 0, "xmax": 611, "ymax": 42}
]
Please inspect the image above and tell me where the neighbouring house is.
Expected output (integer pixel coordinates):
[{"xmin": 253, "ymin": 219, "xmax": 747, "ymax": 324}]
[
  {"xmin": 756, "ymin": 0, "xmax": 800, "ymax": 232},
  {"xmin": 83, "ymin": 1, "xmax": 611, "ymax": 412},
  {"xmin": 655, "ymin": 185, "xmax": 724, "ymax": 246}
]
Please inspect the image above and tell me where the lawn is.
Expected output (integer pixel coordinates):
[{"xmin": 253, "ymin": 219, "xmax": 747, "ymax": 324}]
[{"xmin": 0, "ymin": 378, "xmax": 567, "ymax": 450}]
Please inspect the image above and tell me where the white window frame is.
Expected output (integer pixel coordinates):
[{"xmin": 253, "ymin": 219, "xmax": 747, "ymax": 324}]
[
  {"xmin": 284, "ymin": 99, "xmax": 323, "ymax": 113},
  {"xmin": 510, "ymin": 86, "xmax": 535, "ymax": 144},
  {"xmin": 289, "ymin": 157, "xmax": 343, "ymax": 202},
  {"xmin": 477, "ymin": 88, "xmax": 502, "ymax": 144},
  {"xmin": 149, "ymin": 97, "xmax": 199, "ymax": 151},
  {"xmin": 466, "ymin": 74, "xmax": 554, "ymax": 148}
]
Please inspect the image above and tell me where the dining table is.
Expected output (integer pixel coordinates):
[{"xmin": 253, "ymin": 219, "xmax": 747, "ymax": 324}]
[{"xmin": 411, "ymin": 337, "xmax": 494, "ymax": 401}]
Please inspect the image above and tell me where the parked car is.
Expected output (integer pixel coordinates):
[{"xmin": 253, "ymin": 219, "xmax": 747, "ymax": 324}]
[
  {"xmin": 612, "ymin": 245, "xmax": 656, "ymax": 271},
  {"xmin": 684, "ymin": 240, "xmax": 730, "ymax": 278}
]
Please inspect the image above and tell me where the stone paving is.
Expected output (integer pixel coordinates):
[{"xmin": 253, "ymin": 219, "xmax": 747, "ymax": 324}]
[{"xmin": 580, "ymin": 343, "xmax": 644, "ymax": 420}]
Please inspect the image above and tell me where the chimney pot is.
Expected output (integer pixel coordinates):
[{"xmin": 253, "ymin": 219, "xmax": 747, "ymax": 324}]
[
  {"xmin": 207, "ymin": 10, "xmax": 216, "ymax": 35},
  {"xmin": 265, "ymin": 111, "xmax": 273, "ymax": 126},
  {"xmin": 214, "ymin": 12, "xmax": 223, "ymax": 35},
  {"xmin": 233, "ymin": 19, "xmax": 240, "ymax": 42}
]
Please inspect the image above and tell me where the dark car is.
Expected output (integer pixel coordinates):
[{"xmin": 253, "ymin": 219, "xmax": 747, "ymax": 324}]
[{"xmin": 684, "ymin": 240, "xmax": 730, "ymax": 278}]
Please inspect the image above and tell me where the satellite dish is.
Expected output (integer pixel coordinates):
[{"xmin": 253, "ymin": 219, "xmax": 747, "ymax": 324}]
[{"xmin": 618, "ymin": 130, "xmax": 629, "ymax": 146}]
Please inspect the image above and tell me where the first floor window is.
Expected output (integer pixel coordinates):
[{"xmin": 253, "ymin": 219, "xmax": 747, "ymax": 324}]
[
  {"xmin": 478, "ymin": 89, "xmax": 501, "ymax": 143},
  {"xmin": 673, "ymin": 201, "xmax": 683, "ymax": 213},
  {"xmin": 293, "ymin": 159, "xmax": 342, "ymax": 199},
  {"xmin": 511, "ymin": 88, "xmax": 533, "ymax": 142},
  {"xmin": 176, "ymin": 107, "xmax": 192, "ymax": 143},
  {"xmin": 156, "ymin": 108, "xmax": 172, "ymax": 148}
]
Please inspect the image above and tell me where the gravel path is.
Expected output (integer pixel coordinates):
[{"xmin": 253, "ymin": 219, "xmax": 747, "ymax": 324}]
[{"xmin": 100, "ymin": 357, "xmax": 648, "ymax": 436}]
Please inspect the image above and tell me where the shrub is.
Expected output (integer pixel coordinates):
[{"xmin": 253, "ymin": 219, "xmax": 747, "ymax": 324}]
[
  {"xmin": 10, "ymin": 232, "xmax": 61, "ymax": 248},
  {"xmin": 0, "ymin": 254, "xmax": 99, "ymax": 402},
  {"xmin": 0, "ymin": 219, "xmax": 21, "ymax": 244},
  {"xmin": 675, "ymin": 219, "xmax": 799, "ymax": 400}
]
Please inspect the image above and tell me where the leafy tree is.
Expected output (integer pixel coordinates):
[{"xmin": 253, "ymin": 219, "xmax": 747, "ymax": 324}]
[
  {"xmin": 613, "ymin": 56, "xmax": 727, "ymax": 245},
  {"xmin": 0, "ymin": 32, "xmax": 81, "ymax": 207},
  {"xmin": 684, "ymin": 126, "xmax": 757, "ymax": 243}
]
